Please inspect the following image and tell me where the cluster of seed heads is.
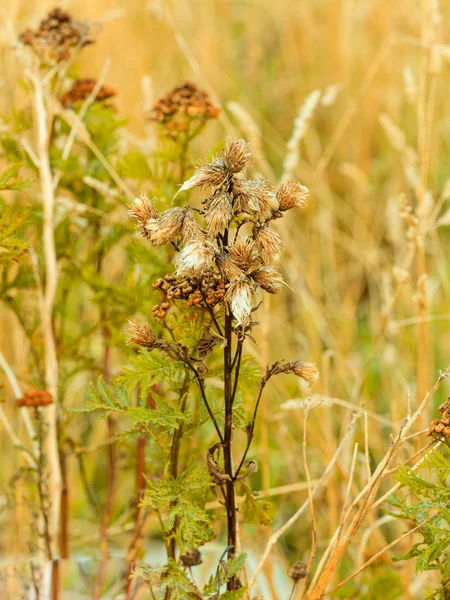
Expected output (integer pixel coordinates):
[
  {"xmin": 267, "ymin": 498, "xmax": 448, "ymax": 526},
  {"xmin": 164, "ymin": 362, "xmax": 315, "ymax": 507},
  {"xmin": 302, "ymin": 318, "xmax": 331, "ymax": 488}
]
[
  {"xmin": 60, "ymin": 78, "xmax": 116, "ymax": 108},
  {"xmin": 19, "ymin": 8, "xmax": 96, "ymax": 64},
  {"xmin": 427, "ymin": 397, "xmax": 450, "ymax": 439},
  {"xmin": 130, "ymin": 137, "xmax": 309, "ymax": 327}
]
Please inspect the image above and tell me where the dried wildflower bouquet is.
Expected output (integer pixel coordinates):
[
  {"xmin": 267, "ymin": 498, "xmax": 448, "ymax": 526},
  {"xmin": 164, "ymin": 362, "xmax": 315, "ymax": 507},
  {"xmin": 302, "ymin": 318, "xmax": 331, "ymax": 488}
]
[{"xmin": 126, "ymin": 138, "xmax": 318, "ymax": 595}]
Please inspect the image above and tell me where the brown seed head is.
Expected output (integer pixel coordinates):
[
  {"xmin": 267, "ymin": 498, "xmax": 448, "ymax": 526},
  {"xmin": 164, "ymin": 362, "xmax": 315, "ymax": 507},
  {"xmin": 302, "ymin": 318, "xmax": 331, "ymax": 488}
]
[
  {"xmin": 146, "ymin": 207, "xmax": 187, "ymax": 246},
  {"xmin": 223, "ymin": 137, "xmax": 253, "ymax": 174},
  {"xmin": 175, "ymin": 240, "xmax": 216, "ymax": 276},
  {"xmin": 17, "ymin": 390, "xmax": 54, "ymax": 408},
  {"xmin": 19, "ymin": 8, "xmax": 96, "ymax": 64},
  {"xmin": 216, "ymin": 253, "xmax": 244, "ymax": 282},
  {"xmin": 126, "ymin": 321, "xmax": 157, "ymax": 350},
  {"xmin": 205, "ymin": 192, "xmax": 233, "ymax": 235},
  {"xmin": 233, "ymin": 178, "xmax": 274, "ymax": 216},
  {"xmin": 229, "ymin": 237, "xmax": 259, "ymax": 272},
  {"xmin": 60, "ymin": 78, "xmax": 116, "ymax": 107},
  {"xmin": 226, "ymin": 276, "xmax": 254, "ymax": 325},
  {"xmin": 251, "ymin": 266, "xmax": 284, "ymax": 294},
  {"xmin": 128, "ymin": 194, "xmax": 158, "ymax": 238},
  {"xmin": 276, "ymin": 180, "xmax": 309, "ymax": 211},
  {"xmin": 255, "ymin": 225, "xmax": 283, "ymax": 264}
]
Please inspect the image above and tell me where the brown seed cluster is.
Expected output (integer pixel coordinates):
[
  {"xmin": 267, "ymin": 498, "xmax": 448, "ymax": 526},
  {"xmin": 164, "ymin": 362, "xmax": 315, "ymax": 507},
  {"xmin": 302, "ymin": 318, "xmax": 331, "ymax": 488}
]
[
  {"xmin": 427, "ymin": 397, "xmax": 450, "ymax": 438},
  {"xmin": 17, "ymin": 390, "xmax": 54, "ymax": 408},
  {"xmin": 147, "ymin": 81, "xmax": 220, "ymax": 139},
  {"xmin": 152, "ymin": 272, "xmax": 226, "ymax": 309},
  {"xmin": 19, "ymin": 8, "xmax": 95, "ymax": 64},
  {"xmin": 60, "ymin": 78, "xmax": 116, "ymax": 108}
]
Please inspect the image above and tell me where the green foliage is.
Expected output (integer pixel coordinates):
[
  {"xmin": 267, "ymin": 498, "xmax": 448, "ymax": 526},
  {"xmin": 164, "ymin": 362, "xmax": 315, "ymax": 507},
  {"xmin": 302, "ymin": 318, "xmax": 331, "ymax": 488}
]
[
  {"xmin": 0, "ymin": 202, "xmax": 30, "ymax": 264},
  {"xmin": 388, "ymin": 449, "xmax": 450, "ymax": 596},
  {"xmin": 203, "ymin": 554, "xmax": 247, "ymax": 597},
  {"xmin": 141, "ymin": 466, "xmax": 213, "ymax": 549},
  {"xmin": 0, "ymin": 163, "xmax": 31, "ymax": 192},
  {"xmin": 241, "ymin": 486, "xmax": 275, "ymax": 526},
  {"xmin": 117, "ymin": 151, "xmax": 152, "ymax": 180}
]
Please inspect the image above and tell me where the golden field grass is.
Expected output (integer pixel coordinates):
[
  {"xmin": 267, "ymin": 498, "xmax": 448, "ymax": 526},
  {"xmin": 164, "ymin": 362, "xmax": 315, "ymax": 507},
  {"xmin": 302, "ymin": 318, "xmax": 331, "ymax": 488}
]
[{"xmin": 1, "ymin": 0, "xmax": 450, "ymax": 598}]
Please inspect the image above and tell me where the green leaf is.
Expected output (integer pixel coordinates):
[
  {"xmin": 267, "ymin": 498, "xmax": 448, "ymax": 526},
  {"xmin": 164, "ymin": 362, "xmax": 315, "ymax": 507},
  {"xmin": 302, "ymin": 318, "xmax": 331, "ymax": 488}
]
[
  {"xmin": 0, "ymin": 164, "xmax": 31, "ymax": 191},
  {"xmin": 117, "ymin": 151, "xmax": 152, "ymax": 180}
]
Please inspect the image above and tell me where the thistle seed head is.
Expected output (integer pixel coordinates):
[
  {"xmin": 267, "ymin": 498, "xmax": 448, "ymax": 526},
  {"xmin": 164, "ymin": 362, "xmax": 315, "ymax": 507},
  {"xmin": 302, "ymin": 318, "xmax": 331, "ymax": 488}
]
[
  {"xmin": 276, "ymin": 180, "xmax": 309, "ymax": 211},
  {"xmin": 255, "ymin": 225, "xmax": 283, "ymax": 264},
  {"xmin": 229, "ymin": 237, "xmax": 259, "ymax": 272},
  {"xmin": 180, "ymin": 548, "xmax": 203, "ymax": 567},
  {"xmin": 175, "ymin": 239, "xmax": 216, "ymax": 276},
  {"xmin": 288, "ymin": 561, "xmax": 308, "ymax": 581},
  {"xmin": 146, "ymin": 207, "xmax": 187, "ymax": 246},
  {"xmin": 204, "ymin": 192, "xmax": 233, "ymax": 235},
  {"xmin": 126, "ymin": 321, "xmax": 157, "ymax": 349},
  {"xmin": 251, "ymin": 266, "xmax": 284, "ymax": 294},
  {"xmin": 233, "ymin": 178, "xmax": 274, "ymax": 216},
  {"xmin": 223, "ymin": 137, "xmax": 253, "ymax": 174},
  {"xmin": 226, "ymin": 276, "xmax": 254, "ymax": 325},
  {"xmin": 60, "ymin": 78, "xmax": 116, "ymax": 108},
  {"xmin": 128, "ymin": 194, "xmax": 158, "ymax": 238},
  {"xmin": 182, "ymin": 213, "xmax": 204, "ymax": 243},
  {"xmin": 216, "ymin": 253, "xmax": 244, "ymax": 282}
]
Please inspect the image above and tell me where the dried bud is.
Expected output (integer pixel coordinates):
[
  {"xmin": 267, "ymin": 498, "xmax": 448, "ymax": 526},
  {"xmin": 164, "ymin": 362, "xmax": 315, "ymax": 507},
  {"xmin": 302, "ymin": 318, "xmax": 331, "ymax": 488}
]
[
  {"xmin": 276, "ymin": 180, "xmax": 309, "ymax": 211},
  {"xmin": 233, "ymin": 179, "xmax": 274, "ymax": 216},
  {"xmin": 226, "ymin": 277, "xmax": 254, "ymax": 325},
  {"xmin": 427, "ymin": 397, "xmax": 450, "ymax": 439},
  {"xmin": 216, "ymin": 253, "xmax": 243, "ymax": 282},
  {"xmin": 126, "ymin": 321, "xmax": 157, "ymax": 350},
  {"xmin": 176, "ymin": 159, "xmax": 228, "ymax": 196},
  {"xmin": 128, "ymin": 194, "xmax": 158, "ymax": 238},
  {"xmin": 288, "ymin": 561, "xmax": 308, "ymax": 581},
  {"xmin": 205, "ymin": 192, "xmax": 233, "ymax": 235},
  {"xmin": 146, "ymin": 207, "xmax": 187, "ymax": 246},
  {"xmin": 180, "ymin": 548, "xmax": 203, "ymax": 567},
  {"xmin": 229, "ymin": 237, "xmax": 259, "ymax": 272},
  {"xmin": 223, "ymin": 137, "xmax": 253, "ymax": 174},
  {"xmin": 182, "ymin": 213, "xmax": 204, "ymax": 243},
  {"xmin": 270, "ymin": 361, "xmax": 319, "ymax": 385},
  {"xmin": 251, "ymin": 266, "xmax": 284, "ymax": 294},
  {"xmin": 60, "ymin": 78, "xmax": 116, "ymax": 107},
  {"xmin": 255, "ymin": 225, "xmax": 283, "ymax": 264},
  {"xmin": 17, "ymin": 390, "xmax": 54, "ymax": 408},
  {"xmin": 175, "ymin": 240, "xmax": 216, "ymax": 276}
]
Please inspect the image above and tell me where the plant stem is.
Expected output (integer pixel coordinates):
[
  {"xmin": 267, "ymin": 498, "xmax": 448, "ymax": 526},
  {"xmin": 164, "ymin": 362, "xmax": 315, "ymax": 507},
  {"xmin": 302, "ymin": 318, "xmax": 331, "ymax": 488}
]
[{"xmin": 223, "ymin": 311, "xmax": 237, "ymax": 590}]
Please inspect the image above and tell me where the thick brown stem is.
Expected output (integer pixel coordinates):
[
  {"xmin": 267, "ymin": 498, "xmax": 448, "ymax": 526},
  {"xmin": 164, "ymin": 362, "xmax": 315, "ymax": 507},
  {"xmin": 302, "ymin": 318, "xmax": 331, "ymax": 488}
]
[{"xmin": 223, "ymin": 311, "xmax": 237, "ymax": 591}]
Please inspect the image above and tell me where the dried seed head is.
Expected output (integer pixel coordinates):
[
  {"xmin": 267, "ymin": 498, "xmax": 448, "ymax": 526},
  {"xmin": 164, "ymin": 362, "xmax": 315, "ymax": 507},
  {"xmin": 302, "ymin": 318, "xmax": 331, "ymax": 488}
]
[
  {"xmin": 147, "ymin": 81, "xmax": 220, "ymax": 139},
  {"xmin": 17, "ymin": 390, "xmax": 54, "ymax": 408},
  {"xmin": 176, "ymin": 159, "xmax": 228, "ymax": 196},
  {"xmin": 146, "ymin": 207, "xmax": 187, "ymax": 246},
  {"xmin": 229, "ymin": 237, "xmax": 259, "ymax": 272},
  {"xmin": 290, "ymin": 362, "xmax": 320, "ymax": 385},
  {"xmin": 226, "ymin": 276, "xmax": 254, "ymax": 325},
  {"xmin": 251, "ymin": 266, "xmax": 284, "ymax": 293},
  {"xmin": 19, "ymin": 8, "xmax": 96, "ymax": 64},
  {"xmin": 255, "ymin": 225, "xmax": 283, "ymax": 264},
  {"xmin": 205, "ymin": 192, "xmax": 233, "ymax": 235},
  {"xmin": 182, "ymin": 213, "xmax": 204, "ymax": 243},
  {"xmin": 216, "ymin": 253, "xmax": 244, "ymax": 282},
  {"xmin": 128, "ymin": 194, "xmax": 158, "ymax": 238},
  {"xmin": 223, "ymin": 137, "xmax": 253, "ymax": 174},
  {"xmin": 288, "ymin": 561, "xmax": 308, "ymax": 581},
  {"xmin": 276, "ymin": 180, "xmax": 309, "ymax": 211},
  {"xmin": 175, "ymin": 240, "xmax": 216, "ymax": 276},
  {"xmin": 233, "ymin": 178, "xmax": 274, "ymax": 216},
  {"xmin": 126, "ymin": 321, "xmax": 157, "ymax": 349},
  {"xmin": 60, "ymin": 78, "xmax": 116, "ymax": 107},
  {"xmin": 180, "ymin": 548, "xmax": 203, "ymax": 567},
  {"xmin": 427, "ymin": 397, "xmax": 450, "ymax": 438}
]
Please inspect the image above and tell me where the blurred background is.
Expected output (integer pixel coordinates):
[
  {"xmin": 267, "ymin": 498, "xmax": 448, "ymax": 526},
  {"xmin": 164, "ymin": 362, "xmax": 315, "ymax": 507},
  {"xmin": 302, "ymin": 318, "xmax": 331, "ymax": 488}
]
[{"xmin": 1, "ymin": 0, "xmax": 450, "ymax": 598}]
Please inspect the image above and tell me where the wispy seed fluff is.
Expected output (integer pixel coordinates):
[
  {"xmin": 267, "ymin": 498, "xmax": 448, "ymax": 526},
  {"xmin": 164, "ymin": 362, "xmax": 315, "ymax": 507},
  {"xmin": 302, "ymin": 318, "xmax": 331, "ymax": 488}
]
[
  {"xmin": 176, "ymin": 158, "xmax": 228, "ymax": 196},
  {"xmin": 128, "ymin": 194, "xmax": 158, "ymax": 238},
  {"xmin": 255, "ymin": 225, "xmax": 283, "ymax": 264},
  {"xmin": 216, "ymin": 253, "xmax": 243, "ymax": 282},
  {"xmin": 182, "ymin": 212, "xmax": 204, "ymax": 243},
  {"xmin": 276, "ymin": 180, "xmax": 309, "ymax": 211},
  {"xmin": 204, "ymin": 192, "xmax": 233, "ymax": 235},
  {"xmin": 223, "ymin": 137, "xmax": 253, "ymax": 174},
  {"xmin": 233, "ymin": 178, "xmax": 274, "ymax": 216},
  {"xmin": 146, "ymin": 207, "xmax": 187, "ymax": 246},
  {"xmin": 175, "ymin": 239, "xmax": 216, "ymax": 275},
  {"xmin": 251, "ymin": 266, "xmax": 284, "ymax": 294},
  {"xmin": 273, "ymin": 361, "xmax": 320, "ymax": 385},
  {"xmin": 229, "ymin": 237, "xmax": 259, "ymax": 272},
  {"xmin": 126, "ymin": 321, "xmax": 156, "ymax": 349},
  {"xmin": 226, "ymin": 276, "xmax": 254, "ymax": 325}
]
